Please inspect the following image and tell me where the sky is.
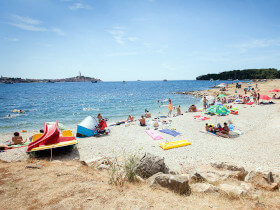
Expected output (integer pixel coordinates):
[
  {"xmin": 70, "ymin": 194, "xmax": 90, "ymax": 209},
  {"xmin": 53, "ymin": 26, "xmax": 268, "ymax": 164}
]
[{"xmin": 0, "ymin": 0, "xmax": 280, "ymax": 81}]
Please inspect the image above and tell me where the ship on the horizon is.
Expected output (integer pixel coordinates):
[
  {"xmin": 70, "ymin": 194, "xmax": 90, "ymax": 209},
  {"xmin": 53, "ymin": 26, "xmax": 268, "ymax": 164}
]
[{"xmin": 163, "ymin": 79, "xmax": 167, "ymax": 82}]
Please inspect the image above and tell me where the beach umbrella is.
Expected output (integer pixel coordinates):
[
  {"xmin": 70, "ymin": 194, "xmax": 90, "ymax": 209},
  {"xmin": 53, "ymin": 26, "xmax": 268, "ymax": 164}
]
[
  {"xmin": 269, "ymin": 89, "xmax": 280, "ymax": 92},
  {"xmin": 220, "ymin": 83, "xmax": 225, "ymax": 85},
  {"xmin": 200, "ymin": 95, "xmax": 214, "ymax": 102},
  {"xmin": 206, "ymin": 105, "xmax": 230, "ymax": 116},
  {"xmin": 260, "ymin": 95, "xmax": 271, "ymax": 100},
  {"xmin": 217, "ymin": 94, "xmax": 226, "ymax": 98},
  {"xmin": 206, "ymin": 95, "xmax": 214, "ymax": 100}
]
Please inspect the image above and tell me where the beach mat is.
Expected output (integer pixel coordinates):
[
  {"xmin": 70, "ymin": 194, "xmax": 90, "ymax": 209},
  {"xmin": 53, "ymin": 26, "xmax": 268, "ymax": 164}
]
[
  {"xmin": 145, "ymin": 130, "xmax": 164, "ymax": 140},
  {"xmin": 159, "ymin": 140, "xmax": 191, "ymax": 150},
  {"xmin": 159, "ymin": 129, "xmax": 181, "ymax": 137}
]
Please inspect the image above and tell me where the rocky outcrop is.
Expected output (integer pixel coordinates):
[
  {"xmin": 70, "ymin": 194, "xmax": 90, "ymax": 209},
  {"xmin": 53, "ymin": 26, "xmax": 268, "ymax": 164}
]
[
  {"xmin": 218, "ymin": 184, "xmax": 247, "ymax": 196},
  {"xmin": 148, "ymin": 172, "xmax": 191, "ymax": 195},
  {"xmin": 191, "ymin": 183, "xmax": 218, "ymax": 193},
  {"xmin": 136, "ymin": 153, "xmax": 169, "ymax": 178},
  {"xmin": 245, "ymin": 171, "xmax": 279, "ymax": 191}
]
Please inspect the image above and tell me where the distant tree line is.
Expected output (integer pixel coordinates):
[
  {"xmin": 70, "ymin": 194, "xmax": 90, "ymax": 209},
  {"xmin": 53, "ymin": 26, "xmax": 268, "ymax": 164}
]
[{"xmin": 196, "ymin": 68, "xmax": 280, "ymax": 80}]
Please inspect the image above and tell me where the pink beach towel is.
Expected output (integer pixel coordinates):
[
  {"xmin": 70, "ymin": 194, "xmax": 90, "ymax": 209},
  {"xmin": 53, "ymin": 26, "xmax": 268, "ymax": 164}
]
[
  {"xmin": 246, "ymin": 102, "xmax": 254, "ymax": 105},
  {"xmin": 145, "ymin": 130, "xmax": 164, "ymax": 140}
]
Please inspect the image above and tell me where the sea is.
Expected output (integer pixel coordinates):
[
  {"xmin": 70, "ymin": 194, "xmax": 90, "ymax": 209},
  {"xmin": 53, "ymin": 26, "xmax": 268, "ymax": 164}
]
[{"xmin": 0, "ymin": 80, "xmax": 231, "ymax": 133}]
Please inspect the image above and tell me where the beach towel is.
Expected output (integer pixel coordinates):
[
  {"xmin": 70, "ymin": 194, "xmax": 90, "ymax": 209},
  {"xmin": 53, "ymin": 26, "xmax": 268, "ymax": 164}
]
[
  {"xmin": 159, "ymin": 129, "xmax": 181, "ymax": 137},
  {"xmin": 228, "ymin": 124, "xmax": 235, "ymax": 131},
  {"xmin": 3, "ymin": 140, "xmax": 30, "ymax": 150},
  {"xmin": 246, "ymin": 102, "xmax": 254, "ymax": 105},
  {"xmin": 194, "ymin": 115, "xmax": 210, "ymax": 121},
  {"xmin": 145, "ymin": 130, "xmax": 164, "ymax": 140},
  {"xmin": 200, "ymin": 130, "xmax": 217, "ymax": 136}
]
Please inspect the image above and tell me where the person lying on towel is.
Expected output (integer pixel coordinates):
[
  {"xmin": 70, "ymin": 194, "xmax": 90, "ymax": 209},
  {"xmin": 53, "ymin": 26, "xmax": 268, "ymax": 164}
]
[{"xmin": 217, "ymin": 123, "xmax": 230, "ymax": 138}]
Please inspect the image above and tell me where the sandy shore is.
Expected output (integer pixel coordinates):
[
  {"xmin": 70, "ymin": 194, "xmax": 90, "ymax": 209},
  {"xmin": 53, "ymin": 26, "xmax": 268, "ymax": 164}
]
[{"xmin": 1, "ymin": 80, "xmax": 280, "ymax": 173}]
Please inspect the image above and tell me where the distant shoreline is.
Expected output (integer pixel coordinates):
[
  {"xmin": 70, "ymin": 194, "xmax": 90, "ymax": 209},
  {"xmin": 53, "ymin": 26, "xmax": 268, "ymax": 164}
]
[{"xmin": 0, "ymin": 75, "xmax": 101, "ymax": 84}]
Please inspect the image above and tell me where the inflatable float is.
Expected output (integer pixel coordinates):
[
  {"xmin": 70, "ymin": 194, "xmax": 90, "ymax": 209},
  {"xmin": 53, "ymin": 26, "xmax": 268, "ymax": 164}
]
[
  {"xmin": 145, "ymin": 130, "xmax": 164, "ymax": 140},
  {"xmin": 159, "ymin": 140, "xmax": 191, "ymax": 150},
  {"xmin": 27, "ymin": 121, "xmax": 76, "ymax": 152}
]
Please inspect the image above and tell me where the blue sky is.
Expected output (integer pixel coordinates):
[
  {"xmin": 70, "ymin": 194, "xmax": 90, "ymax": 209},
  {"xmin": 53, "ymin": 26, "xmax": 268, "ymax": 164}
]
[{"xmin": 0, "ymin": 0, "xmax": 280, "ymax": 81}]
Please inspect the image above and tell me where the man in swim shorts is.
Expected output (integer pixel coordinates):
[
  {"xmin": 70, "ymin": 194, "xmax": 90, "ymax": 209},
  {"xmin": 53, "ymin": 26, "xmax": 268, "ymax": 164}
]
[{"xmin": 139, "ymin": 116, "xmax": 146, "ymax": 126}]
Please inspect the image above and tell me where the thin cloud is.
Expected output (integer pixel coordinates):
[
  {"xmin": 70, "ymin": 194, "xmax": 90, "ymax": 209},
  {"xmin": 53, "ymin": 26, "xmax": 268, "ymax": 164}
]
[
  {"xmin": 9, "ymin": 14, "xmax": 46, "ymax": 31},
  {"xmin": 9, "ymin": 23, "xmax": 47, "ymax": 31},
  {"xmin": 52, "ymin": 28, "xmax": 66, "ymax": 36},
  {"xmin": 69, "ymin": 3, "xmax": 92, "ymax": 10},
  {"xmin": 234, "ymin": 39, "xmax": 280, "ymax": 53},
  {"xmin": 6, "ymin": 37, "xmax": 19, "ymax": 42},
  {"xmin": 8, "ymin": 14, "xmax": 65, "ymax": 35},
  {"xmin": 108, "ymin": 27, "xmax": 126, "ymax": 45},
  {"xmin": 107, "ymin": 27, "xmax": 139, "ymax": 45},
  {"xmin": 11, "ymin": 14, "xmax": 41, "ymax": 25}
]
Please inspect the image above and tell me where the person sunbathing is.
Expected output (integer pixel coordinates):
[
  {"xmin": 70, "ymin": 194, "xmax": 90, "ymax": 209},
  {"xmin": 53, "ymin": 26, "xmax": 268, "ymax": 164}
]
[
  {"xmin": 217, "ymin": 123, "xmax": 230, "ymax": 138},
  {"xmin": 145, "ymin": 111, "xmax": 151, "ymax": 118},
  {"xmin": 139, "ymin": 116, "xmax": 146, "ymax": 126},
  {"xmin": 205, "ymin": 123, "xmax": 210, "ymax": 131},
  {"xmin": 188, "ymin": 105, "xmax": 197, "ymax": 112},
  {"xmin": 11, "ymin": 132, "xmax": 25, "ymax": 145},
  {"xmin": 0, "ymin": 144, "xmax": 11, "ymax": 150},
  {"xmin": 127, "ymin": 115, "xmax": 134, "ymax": 122}
]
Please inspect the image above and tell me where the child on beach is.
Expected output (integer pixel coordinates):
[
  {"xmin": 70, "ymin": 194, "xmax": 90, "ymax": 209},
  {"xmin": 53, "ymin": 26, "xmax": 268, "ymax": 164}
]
[{"xmin": 176, "ymin": 105, "xmax": 182, "ymax": 115}]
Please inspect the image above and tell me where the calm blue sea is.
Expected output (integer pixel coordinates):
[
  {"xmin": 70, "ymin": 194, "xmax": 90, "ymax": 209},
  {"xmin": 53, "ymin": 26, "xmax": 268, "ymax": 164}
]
[{"xmin": 0, "ymin": 80, "xmax": 231, "ymax": 133}]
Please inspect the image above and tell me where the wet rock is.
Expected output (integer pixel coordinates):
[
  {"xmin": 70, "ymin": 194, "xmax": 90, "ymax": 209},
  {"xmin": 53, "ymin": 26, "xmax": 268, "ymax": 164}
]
[
  {"xmin": 136, "ymin": 153, "xmax": 169, "ymax": 178},
  {"xmin": 148, "ymin": 172, "xmax": 191, "ymax": 195},
  {"xmin": 191, "ymin": 183, "xmax": 218, "ymax": 193}
]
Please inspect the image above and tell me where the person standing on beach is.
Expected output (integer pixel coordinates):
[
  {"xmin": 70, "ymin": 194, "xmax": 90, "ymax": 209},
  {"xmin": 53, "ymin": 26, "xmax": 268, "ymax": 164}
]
[
  {"xmin": 168, "ymin": 102, "xmax": 173, "ymax": 116},
  {"xmin": 203, "ymin": 97, "xmax": 207, "ymax": 111},
  {"xmin": 257, "ymin": 93, "xmax": 260, "ymax": 105}
]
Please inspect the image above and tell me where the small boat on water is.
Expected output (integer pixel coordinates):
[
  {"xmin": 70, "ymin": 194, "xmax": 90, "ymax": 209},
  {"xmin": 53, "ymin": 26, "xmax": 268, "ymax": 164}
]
[
  {"xmin": 91, "ymin": 80, "xmax": 98, "ymax": 83},
  {"xmin": 5, "ymin": 81, "xmax": 13, "ymax": 84},
  {"xmin": 210, "ymin": 78, "xmax": 214, "ymax": 82},
  {"xmin": 163, "ymin": 79, "xmax": 167, "ymax": 82},
  {"xmin": 122, "ymin": 81, "xmax": 126, "ymax": 84}
]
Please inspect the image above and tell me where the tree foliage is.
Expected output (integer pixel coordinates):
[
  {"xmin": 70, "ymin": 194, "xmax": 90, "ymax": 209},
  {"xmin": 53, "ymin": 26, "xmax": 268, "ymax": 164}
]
[{"xmin": 196, "ymin": 68, "xmax": 280, "ymax": 80}]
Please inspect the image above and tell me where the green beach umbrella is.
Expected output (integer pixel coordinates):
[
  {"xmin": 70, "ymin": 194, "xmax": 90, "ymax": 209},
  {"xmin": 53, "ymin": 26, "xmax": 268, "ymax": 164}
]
[
  {"xmin": 217, "ymin": 94, "xmax": 226, "ymax": 98},
  {"xmin": 206, "ymin": 105, "xmax": 230, "ymax": 116}
]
